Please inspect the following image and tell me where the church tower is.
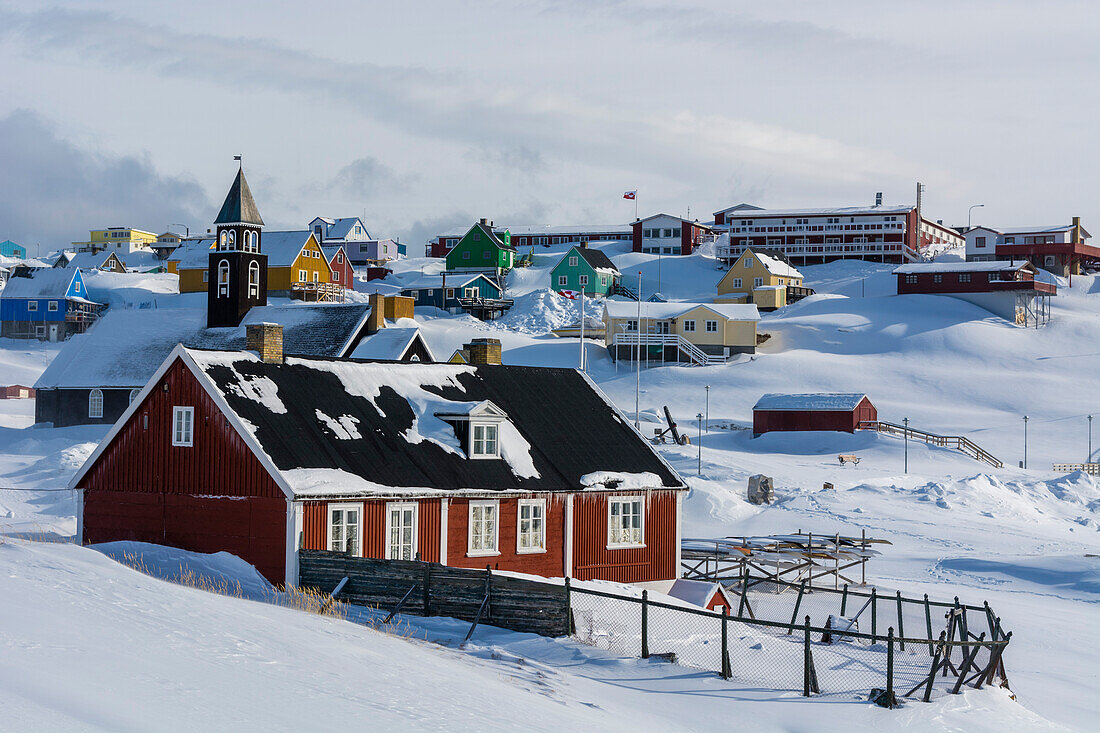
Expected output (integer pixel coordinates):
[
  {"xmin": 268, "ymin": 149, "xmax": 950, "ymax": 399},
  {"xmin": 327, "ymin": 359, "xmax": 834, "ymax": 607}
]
[{"xmin": 207, "ymin": 162, "xmax": 268, "ymax": 328}]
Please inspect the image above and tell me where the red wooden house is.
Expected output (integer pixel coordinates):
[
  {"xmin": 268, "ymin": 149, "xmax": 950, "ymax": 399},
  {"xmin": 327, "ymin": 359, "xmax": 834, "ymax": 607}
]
[
  {"xmin": 320, "ymin": 244, "xmax": 354, "ymax": 289},
  {"xmin": 71, "ymin": 328, "xmax": 687, "ymax": 587},
  {"xmin": 0, "ymin": 384, "xmax": 34, "ymax": 399},
  {"xmin": 753, "ymin": 393, "xmax": 877, "ymax": 437}
]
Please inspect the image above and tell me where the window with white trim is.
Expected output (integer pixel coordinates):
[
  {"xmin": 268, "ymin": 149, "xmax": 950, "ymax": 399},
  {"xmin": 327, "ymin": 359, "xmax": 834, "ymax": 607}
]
[
  {"xmin": 172, "ymin": 406, "xmax": 193, "ymax": 446},
  {"xmin": 568, "ymin": 256, "xmax": 578, "ymax": 267},
  {"xmin": 579, "ymin": 274, "xmax": 588, "ymax": 286},
  {"xmin": 558, "ymin": 275, "xmax": 568, "ymax": 287},
  {"xmin": 683, "ymin": 319, "xmax": 696, "ymax": 332},
  {"xmin": 705, "ymin": 320, "xmax": 718, "ymax": 332},
  {"xmin": 754, "ymin": 277, "xmax": 763, "ymax": 288},
  {"xmin": 248, "ymin": 261, "xmax": 260, "ymax": 298},
  {"xmin": 217, "ymin": 259, "xmax": 230, "ymax": 297},
  {"xmin": 48, "ymin": 301, "xmax": 58, "ymax": 311},
  {"xmin": 468, "ymin": 500, "xmax": 499, "ymax": 555},
  {"xmin": 471, "ymin": 423, "xmax": 499, "ymax": 458},
  {"xmin": 129, "ymin": 388, "xmax": 140, "ymax": 405},
  {"xmin": 732, "ymin": 278, "xmax": 742, "ymax": 288},
  {"xmin": 298, "ymin": 269, "xmax": 307, "ymax": 283},
  {"xmin": 328, "ymin": 503, "xmax": 362, "ymax": 555},
  {"xmin": 518, "ymin": 498, "xmax": 545, "ymax": 553},
  {"xmin": 88, "ymin": 388, "xmax": 103, "ymax": 418},
  {"xmin": 385, "ymin": 502, "xmax": 418, "ymax": 560},
  {"xmin": 27, "ymin": 301, "xmax": 37, "ymax": 312},
  {"xmin": 608, "ymin": 497, "xmax": 643, "ymax": 548}
]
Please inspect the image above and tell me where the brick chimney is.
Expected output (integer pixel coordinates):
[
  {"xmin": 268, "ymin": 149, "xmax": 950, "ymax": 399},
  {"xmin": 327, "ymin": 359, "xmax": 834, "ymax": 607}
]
[
  {"xmin": 367, "ymin": 292, "xmax": 386, "ymax": 334},
  {"xmin": 1073, "ymin": 216, "xmax": 1082, "ymax": 243},
  {"xmin": 246, "ymin": 323, "xmax": 283, "ymax": 364},
  {"xmin": 466, "ymin": 338, "xmax": 502, "ymax": 365}
]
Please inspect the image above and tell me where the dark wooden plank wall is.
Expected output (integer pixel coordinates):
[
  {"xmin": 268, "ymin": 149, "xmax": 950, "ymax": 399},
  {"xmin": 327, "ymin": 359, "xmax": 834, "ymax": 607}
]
[{"xmin": 298, "ymin": 550, "xmax": 568, "ymax": 638}]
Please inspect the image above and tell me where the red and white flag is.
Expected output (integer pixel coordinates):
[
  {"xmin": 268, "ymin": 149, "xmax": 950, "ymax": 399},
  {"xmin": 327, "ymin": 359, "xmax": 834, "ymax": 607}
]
[
  {"xmin": 559, "ymin": 290, "xmax": 578, "ymax": 300},
  {"xmin": 623, "ymin": 190, "xmax": 636, "ymax": 200}
]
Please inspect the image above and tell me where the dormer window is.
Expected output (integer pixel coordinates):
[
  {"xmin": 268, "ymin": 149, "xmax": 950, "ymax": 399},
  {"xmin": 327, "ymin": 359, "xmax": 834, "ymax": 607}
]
[{"xmin": 472, "ymin": 423, "xmax": 499, "ymax": 458}]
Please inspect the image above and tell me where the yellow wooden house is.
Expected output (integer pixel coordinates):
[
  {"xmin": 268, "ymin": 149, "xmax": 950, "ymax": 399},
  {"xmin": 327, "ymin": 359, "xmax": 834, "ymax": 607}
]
[
  {"xmin": 170, "ymin": 231, "xmax": 335, "ymax": 297},
  {"xmin": 715, "ymin": 248, "xmax": 805, "ymax": 311},
  {"xmin": 602, "ymin": 300, "xmax": 760, "ymax": 364}
]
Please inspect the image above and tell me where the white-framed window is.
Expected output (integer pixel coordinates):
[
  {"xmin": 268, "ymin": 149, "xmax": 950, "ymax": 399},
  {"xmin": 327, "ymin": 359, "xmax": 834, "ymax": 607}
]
[
  {"xmin": 445, "ymin": 288, "xmax": 455, "ymax": 299},
  {"xmin": 27, "ymin": 300, "xmax": 37, "ymax": 312},
  {"xmin": 74, "ymin": 281, "xmax": 81, "ymax": 293},
  {"xmin": 468, "ymin": 500, "xmax": 499, "ymax": 556},
  {"xmin": 227, "ymin": 230, "xmax": 236, "ymax": 249},
  {"xmin": 905, "ymin": 274, "xmax": 917, "ymax": 284},
  {"xmin": 975, "ymin": 236, "xmax": 986, "ymax": 248},
  {"xmin": 959, "ymin": 273, "xmax": 971, "ymax": 283},
  {"xmin": 683, "ymin": 319, "xmax": 696, "ymax": 332},
  {"xmin": 48, "ymin": 301, "xmax": 58, "ymax": 311},
  {"xmin": 313, "ymin": 271, "xmax": 319, "ymax": 282},
  {"xmin": 385, "ymin": 502, "xmax": 418, "ymax": 560},
  {"xmin": 172, "ymin": 406, "xmax": 194, "ymax": 446},
  {"xmin": 569, "ymin": 256, "xmax": 578, "ymax": 267},
  {"xmin": 579, "ymin": 274, "xmax": 589, "ymax": 286},
  {"xmin": 705, "ymin": 320, "xmax": 718, "ymax": 332},
  {"xmin": 332, "ymin": 271, "xmax": 340, "ymax": 282},
  {"xmin": 517, "ymin": 498, "xmax": 546, "ymax": 553},
  {"xmin": 464, "ymin": 287, "xmax": 478, "ymax": 298},
  {"xmin": 248, "ymin": 261, "xmax": 260, "ymax": 297},
  {"xmin": 754, "ymin": 277, "xmax": 763, "ymax": 288},
  {"xmin": 88, "ymin": 388, "xmax": 103, "ymax": 418},
  {"xmin": 219, "ymin": 231, "xmax": 227, "ymax": 249},
  {"xmin": 933, "ymin": 274, "xmax": 943, "ymax": 283},
  {"xmin": 328, "ymin": 503, "xmax": 363, "ymax": 555},
  {"xmin": 608, "ymin": 496, "xmax": 644, "ymax": 548},
  {"xmin": 558, "ymin": 275, "xmax": 568, "ymax": 287},
  {"xmin": 336, "ymin": 252, "xmax": 343, "ymax": 263},
  {"xmin": 471, "ymin": 423, "xmax": 499, "ymax": 458},
  {"xmin": 298, "ymin": 269, "xmax": 307, "ymax": 282},
  {"xmin": 129, "ymin": 388, "xmax": 140, "ymax": 405},
  {"xmin": 217, "ymin": 259, "xmax": 230, "ymax": 297}
]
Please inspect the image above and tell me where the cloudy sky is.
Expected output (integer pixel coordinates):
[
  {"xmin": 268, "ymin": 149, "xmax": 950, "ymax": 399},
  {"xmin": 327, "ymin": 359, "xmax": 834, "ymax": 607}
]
[{"xmin": 1, "ymin": 0, "xmax": 1097, "ymax": 253}]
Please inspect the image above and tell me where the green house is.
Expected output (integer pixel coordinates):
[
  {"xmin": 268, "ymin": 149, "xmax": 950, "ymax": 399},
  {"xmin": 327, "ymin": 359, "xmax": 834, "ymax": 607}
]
[
  {"xmin": 445, "ymin": 220, "xmax": 515, "ymax": 276},
  {"xmin": 550, "ymin": 245, "xmax": 621, "ymax": 297}
]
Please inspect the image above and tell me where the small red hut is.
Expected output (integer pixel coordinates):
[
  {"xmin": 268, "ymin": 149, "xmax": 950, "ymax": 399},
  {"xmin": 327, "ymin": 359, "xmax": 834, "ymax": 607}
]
[{"xmin": 752, "ymin": 393, "xmax": 877, "ymax": 437}]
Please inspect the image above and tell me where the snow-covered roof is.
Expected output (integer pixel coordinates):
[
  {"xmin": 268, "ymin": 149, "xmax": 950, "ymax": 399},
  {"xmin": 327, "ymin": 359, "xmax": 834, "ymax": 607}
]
[
  {"xmin": 0, "ymin": 268, "xmax": 83, "ymax": 299},
  {"xmin": 348, "ymin": 322, "xmax": 434, "ymax": 362},
  {"xmin": 720, "ymin": 204, "xmax": 914, "ymax": 219},
  {"xmin": 893, "ymin": 260, "xmax": 1031, "ymax": 274},
  {"xmin": 436, "ymin": 223, "xmax": 632, "ymax": 238},
  {"xmin": 984, "ymin": 224, "xmax": 1076, "ymax": 235},
  {"xmin": 63, "ymin": 252, "xmax": 119, "ymax": 271},
  {"xmin": 324, "ymin": 218, "xmax": 367, "ymax": 240},
  {"xmin": 35, "ymin": 304, "xmax": 372, "ymax": 389},
  {"xmin": 753, "ymin": 393, "xmax": 870, "ymax": 412},
  {"xmin": 257, "ymin": 231, "xmax": 317, "ymax": 268},
  {"xmin": 636, "ymin": 213, "xmax": 713, "ymax": 229},
  {"xmin": 98, "ymin": 347, "xmax": 686, "ymax": 498},
  {"xmin": 665, "ymin": 579, "xmax": 727, "ymax": 608},
  {"xmin": 603, "ymin": 300, "xmax": 760, "ymax": 322},
  {"xmin": 400, "ymin": 273, "xmax": 492, "ymax": 291},
  {"xmin": 319, "ymin": 244, "xmax": 345, "ymax": 261},
  {"xmin": 751, "ymin": 250, "xmax": 803, "ymax": 279},
  {"xmin": 168, "ymin": 238, "xmax": 216, "ymax": 269},
  {"xmin": 118, "ymin": 249, "xmax": 164, "ymax": 271}
]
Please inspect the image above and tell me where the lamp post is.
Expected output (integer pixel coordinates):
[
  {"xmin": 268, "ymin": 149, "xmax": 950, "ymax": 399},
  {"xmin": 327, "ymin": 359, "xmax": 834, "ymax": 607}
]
[
  {"xmin": 697, "ymin": 413, "xmax": 703, "ymax": 476},
  {"xmin": 903, "ymin": 417, "xmax": 909, "ymax": 474},
  {"xmin": 705, "ymin": 385, "xmax": 710, "ymax": 433},
  {"xmin": 1023, "ymin": 415, "xmax": 1029, "ymax": 469},
  {"xmin": 170, "ymin": 223, "xmax": 190, "ymax": 237},
  {"xmin": 1089, "ymin": 415, "xmax": 1093, "ymax": 463},
  {"xmin": 967, "ymin": 204, "xmax": 985, "ymax": 230}
]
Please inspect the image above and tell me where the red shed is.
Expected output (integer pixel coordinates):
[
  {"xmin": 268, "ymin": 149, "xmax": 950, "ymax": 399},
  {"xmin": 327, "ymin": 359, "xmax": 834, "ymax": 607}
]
[
  {"xmin": 0, "ymin": 384, "xmax": 35, "ymax": 399},
  {"xmin": 753, "ymin": 393, "xmax": 876, "ymax": 437},
  {"xmin": 71, "ymin": 333, "xmax": 687, "ymax": 587}
]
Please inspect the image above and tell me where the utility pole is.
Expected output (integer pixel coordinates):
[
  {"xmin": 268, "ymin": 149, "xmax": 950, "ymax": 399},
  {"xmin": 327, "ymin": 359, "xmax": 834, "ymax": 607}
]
[
  {"xmin": 1023, "ymin": 415, "xmax": 1029, "ymax": 469},
  {"xmin": 578, "ymin": 287, "xmax": 585, "ymax": 373},
  {"xmin": 903, "ymin": 417, "xmax": 909, "ymax": 474},
  {"xmin": 705, "ymin": 385, "xmax": 710, "ymax": 433},
  {"xmin": 1089, "ymin": 415, "xmax": 1093, "ymax": 463},
  {"xmin": 635, "ymin": 272, "xmax": 642, "ymax": 429},
  {"xmin": 697, "ymin": 413, "xmax": 703, "ymax": 476}
]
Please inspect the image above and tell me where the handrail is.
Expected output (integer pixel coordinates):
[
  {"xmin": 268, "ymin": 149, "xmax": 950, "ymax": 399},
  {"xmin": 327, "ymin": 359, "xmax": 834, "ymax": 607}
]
[
  {"xmin": 612, "ymin": 332, "xmax": 728, "ymax": 366},
  {"xmin": 858, "ymin": 421, "xmax": 1003, "ymax": 468}
]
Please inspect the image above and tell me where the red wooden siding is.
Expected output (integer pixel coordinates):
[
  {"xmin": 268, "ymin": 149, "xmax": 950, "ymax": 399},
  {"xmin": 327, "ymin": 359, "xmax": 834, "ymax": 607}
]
[
  {"xmin": 418, "ymin": 498, "xmax": 441, "ymax": 563},
  {"xmin": 446, "ymin": 496, "xmax": 566, "ymax": 576},
  {"xmin": 572, "ymin": 491, "xmax": 678, "ymax": 583},
  {"xmin": 79, "ymin": 358, "xmax": 289, "ymax": 584},
  {"xmin": 753, "ymin": 397, "xmax": 877, "ymax": 435},
  {"xmin": 301, "ymin": 498, "xmax": 440, "ymax": 563}
]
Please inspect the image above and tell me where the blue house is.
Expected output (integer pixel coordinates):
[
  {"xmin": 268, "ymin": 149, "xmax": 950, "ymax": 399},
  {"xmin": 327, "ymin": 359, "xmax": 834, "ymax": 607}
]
[
  {"xmin": 0, "ymin": 268, "xmax": 101, "ymax": 340},
  {"xmin": 400, "ymin": 273, "xmax": 510, "ymax": 319},
  {"xmin": 0, "ymin": 240, "xmax": 27, "ymax": 259}
]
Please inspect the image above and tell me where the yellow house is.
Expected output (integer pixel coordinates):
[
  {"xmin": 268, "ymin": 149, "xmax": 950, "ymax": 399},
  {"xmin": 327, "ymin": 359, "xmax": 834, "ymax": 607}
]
[
  {"xmin": 170, "ymin": 231, "xmax": 334, "ymax": 296},
  {"xmin": 72, "ymin": 227, "xmax": 158, "ymax": 254},
  {"xmin": 602, "ymin": 300, "xmax": 760, "ymax": 365},
  {"xmin": 716, "ymin": 248, "xmax": 805, "ymax": 311}
]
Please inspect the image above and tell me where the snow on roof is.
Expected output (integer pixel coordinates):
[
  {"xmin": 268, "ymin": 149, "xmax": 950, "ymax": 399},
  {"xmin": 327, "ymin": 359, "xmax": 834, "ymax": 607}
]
[
  {"xmin": 63, "ymin": 252, "xmax": 117, "ymax": 270},
  {"xmin": 348, "ymin": 322, "xmax": 433, "ymax": 361},
  {"xmin": 168, "ymin": 238, "xmax": 216, "ymax": 269},
  {"xmin": 437, "ymin": 223, "xmax": 632, "ymax": 238},
  {"xmin": 0, "ymin": 268, "xmax": 82, "ymax": 299},
  {"xmin": 118, "ymin": 249, "xmax": 164, "ymax": 271},
  {"xmin": 893, "ymin": 260, "xmax": 1031, "ymax": 274},
  {"xmin": 721, "ymin": 204, "xmax": 914, "ymax": 218},
  {"xmin": 753, "ymin": 393, "xmax": 869, "ymax": 412},
  {"xmin": 400, "ymin": 273, "xmax": 489, "ymax": 291},
  {"xmin": 324, "ymin": 218, "xmax": 366, "ymax": 240},
  {"xmin": 995, "ymin": 224, "xmax": 1076, "ymax": 235},
  {"xmin": 603, "ymin": 300, "xmax": 760, "ymax": 322},
  {"xmin": 665, "ymin": 579, "xmax": 723, "ymax": 608},
  {"xmin": 34, "ymin": 303, "xmax": 372, "ymax": 389},
  {"xmin": 257, "ymin": 231, "xmax": 316, "ymax": 268},
  {"xmin": 751, "ymin": 250, "xmax": 803, "ymax": 279},
  {"xmin": 181, "ymin": 349, "xmax": 685, "ymax": 496}
]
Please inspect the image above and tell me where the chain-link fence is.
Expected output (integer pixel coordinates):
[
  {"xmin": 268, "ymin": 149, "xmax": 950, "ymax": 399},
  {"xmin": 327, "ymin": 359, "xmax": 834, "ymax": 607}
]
[{"xmin": 567, "ymin": 577, "xmax": 1011, "ymax": 705}]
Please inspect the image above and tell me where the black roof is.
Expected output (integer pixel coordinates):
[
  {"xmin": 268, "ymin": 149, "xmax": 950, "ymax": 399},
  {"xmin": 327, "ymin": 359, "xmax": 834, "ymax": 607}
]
[
  {"xmin": 214, "ymin": 167, "xmax": 265, "ymax": 226},
  {"xmin": 575, "ymin": 246, "xmax": 619, "ymax": 273},
  {"xmin": 189, "ymin": 351, "xmax": 685, "ymax": 496}
]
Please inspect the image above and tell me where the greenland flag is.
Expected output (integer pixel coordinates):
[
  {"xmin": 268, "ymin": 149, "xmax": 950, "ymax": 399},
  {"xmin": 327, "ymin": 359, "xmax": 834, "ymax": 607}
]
[
  {"xmin": 559, "ymin": 290, "xmax": 579, "ymax": 300},
  {"xmin": 623, "ymin": 190, "xmax": 637, "ymax": 200}
]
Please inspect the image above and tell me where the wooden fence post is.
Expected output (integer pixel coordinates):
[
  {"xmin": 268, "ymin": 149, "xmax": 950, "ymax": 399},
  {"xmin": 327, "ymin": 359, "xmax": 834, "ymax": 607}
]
[
  {"xmin": 736, "ymin": 571, "xmax": 749, "ymax": 619},
  {"xmin": 840, "ymin": 583, "xmax": 848, "ymax": 617},
  {"xmin": 787, "ymin": 580, "xmax": 806, "ymax": 635},
  {"xmin": 924, "ymin": 631, "xmax": 946, "ymax": 702},
  {"xmin": 924, "ymin": 594, "xmax": 934, "ymax": 655},
  {"xmin": 871, "ymin": 588, "xmax": 878, "ymax": 642},
  {"xmin": 896, "ymin": 591, "xmax": 905, "ymax": 651},
  {"xmin": 721, "ymin": 607, "xmax": 731, "ymax": 679},
  {"xmin": 641, "ymin": 590, "xmax": 650, "ymax": 659},
  {"xmin": 564, "ymin": 577, "xmax": 572, "ymax": 637},
  {"xmin": 886, "ymin": 627, "xmax": 896, "ymax": 707}
]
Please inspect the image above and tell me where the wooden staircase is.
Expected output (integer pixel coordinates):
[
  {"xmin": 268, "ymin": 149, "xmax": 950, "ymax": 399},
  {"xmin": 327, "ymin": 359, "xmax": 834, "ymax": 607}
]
[{"xmin": 858, "ymin": 421, "xmax": 1003, "ymax": 468}]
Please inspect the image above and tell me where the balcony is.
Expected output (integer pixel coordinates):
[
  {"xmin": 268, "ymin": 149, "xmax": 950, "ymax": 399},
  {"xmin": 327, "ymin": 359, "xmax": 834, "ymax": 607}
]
[{"xmin": 291, "ymin": 281, "xmax": 346, "ymax": 302}]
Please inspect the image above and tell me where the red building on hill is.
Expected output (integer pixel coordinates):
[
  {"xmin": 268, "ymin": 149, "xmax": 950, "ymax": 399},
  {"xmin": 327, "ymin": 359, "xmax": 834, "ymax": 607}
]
[
  {"xmin": 71, "ymin": 330, "xmax": 687, "ymax": 586},
  {"xmin": 893, "ymin": 260, "xmax": 1055, "ymax": 326},
  {"xmin": 753, "ymin": 394, "xmax": 877, "ymax": 437}
]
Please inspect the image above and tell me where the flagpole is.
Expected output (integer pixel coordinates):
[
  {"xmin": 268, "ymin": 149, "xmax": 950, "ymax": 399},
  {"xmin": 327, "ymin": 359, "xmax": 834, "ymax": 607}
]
[
  {"xmin": 579, "ymin": 287, "xmax": 585, "ymax": 373},
  {"xmin": 635, "ymin": 271, "xmax": 641, "ymax": 429}
]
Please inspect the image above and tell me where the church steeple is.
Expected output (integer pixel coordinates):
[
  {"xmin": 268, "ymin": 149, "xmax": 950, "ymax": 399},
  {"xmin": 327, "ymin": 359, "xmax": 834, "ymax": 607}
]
[{"xmin": 208, "ymin": 160, "xmax": 267, "ymax": 328}]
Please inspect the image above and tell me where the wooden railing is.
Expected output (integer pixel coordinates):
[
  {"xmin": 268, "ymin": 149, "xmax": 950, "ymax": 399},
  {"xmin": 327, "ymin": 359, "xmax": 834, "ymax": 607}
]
[
  {"xmin": 612, "ymin": 332, "xmax": 730, "ymax": 366},
  {"xmin": 858, "ymin": 421, "xmax": 1003, "ymax": 468},
  {"xmin": 1052, "ymin": 463, "xmax": 1100, "ymax": 475}
]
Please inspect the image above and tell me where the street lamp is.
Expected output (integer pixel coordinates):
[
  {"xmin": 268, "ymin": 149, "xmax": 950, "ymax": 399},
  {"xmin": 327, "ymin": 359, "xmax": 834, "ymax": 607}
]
[
  {"xmin": 697, "ymin": 413, "xmax": 703, "ymax": 476},
  {"xmin": 967, "ymin": 204, "xmax": 985, "ymax": 231},
  {"xmin": 170, "ymin": 223, "xmax": 190, "ymax": 237},
  {"xmin": 1023, "ymin": 415, "xmax": 1029, "ymax": 469},
  {"xmin": 1089, "ymin": 415, "xmax": 1093, "ymax": 463},
  {"xmin": 705, "ymin": 385, "xmax": 710, "ymax": 433},
  {"xmin": 903, "ymin": 417, "xmax": 909, "ymax": 474}
]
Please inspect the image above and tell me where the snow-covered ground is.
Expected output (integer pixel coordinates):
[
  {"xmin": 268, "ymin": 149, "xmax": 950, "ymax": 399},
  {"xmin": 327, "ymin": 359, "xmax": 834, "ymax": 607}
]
[{"xmin": 0, "ymin": 246, "xmax": 1097, "ymax": 730}]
